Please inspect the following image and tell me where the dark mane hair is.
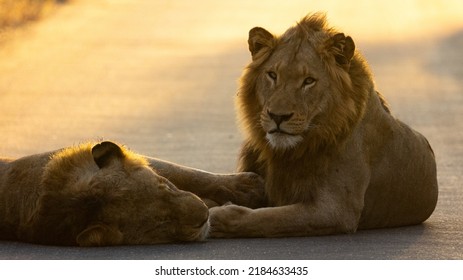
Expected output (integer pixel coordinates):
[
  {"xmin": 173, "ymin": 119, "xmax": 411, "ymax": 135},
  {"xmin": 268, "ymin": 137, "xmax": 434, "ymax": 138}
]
[{"xmin": 237, "ymin": 13, "xmax": 376, "ymax": 162}]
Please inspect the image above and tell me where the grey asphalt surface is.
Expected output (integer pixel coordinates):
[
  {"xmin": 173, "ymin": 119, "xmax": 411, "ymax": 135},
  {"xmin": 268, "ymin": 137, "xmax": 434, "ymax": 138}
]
[{"xmin": 0, "ymin": 1, "xmax": 462, "ymax": 259}]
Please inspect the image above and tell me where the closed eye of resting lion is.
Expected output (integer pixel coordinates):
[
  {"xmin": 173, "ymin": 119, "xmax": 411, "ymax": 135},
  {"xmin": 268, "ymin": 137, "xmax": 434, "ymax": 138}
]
[
  {"xmin": 0, "ymin": 141, "xmax": 263, "ymax": 246},
  {"xmin": 209, "ymin": 13, "xmax": 438, "ymax": 237}
]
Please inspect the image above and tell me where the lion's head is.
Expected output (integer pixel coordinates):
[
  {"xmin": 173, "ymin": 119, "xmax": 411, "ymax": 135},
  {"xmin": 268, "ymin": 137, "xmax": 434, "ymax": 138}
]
[
  {"xmin": 237, "ymin": 13, "xmax": 374, "ymax": 155},
  {"xmin": 27, "ymin": 141, "xmax": 209, "ymax": 246}
]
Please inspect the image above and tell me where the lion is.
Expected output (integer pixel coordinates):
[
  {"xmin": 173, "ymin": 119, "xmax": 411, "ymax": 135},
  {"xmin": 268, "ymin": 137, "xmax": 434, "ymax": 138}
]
[
  {"xmin": 209, "ymin": 13, "xmax": 438, "ymax": 238},
  {"xmin": 0, "ymin": 141, "xmax": 263, "ymax": 246}
]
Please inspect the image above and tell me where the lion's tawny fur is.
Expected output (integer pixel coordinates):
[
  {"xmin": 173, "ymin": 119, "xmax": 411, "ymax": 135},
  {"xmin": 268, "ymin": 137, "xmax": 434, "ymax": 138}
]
[
  {"xmin": 0, "ymin": 141, "xmax": 210, "ymax": 246},
  {"xmin": 209, "ymin": 13, "xmax": 438, "ymax": 238}
]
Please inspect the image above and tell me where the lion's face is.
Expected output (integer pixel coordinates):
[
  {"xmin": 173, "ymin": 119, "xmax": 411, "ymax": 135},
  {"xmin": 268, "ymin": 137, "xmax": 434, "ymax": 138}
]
[
  {"xmin": 255, "ymin": 39, "xmax": 330, "ymax": 150},
  {"xmin": 34, "ymin": 141, "xmax": 209, "ymax": 246},
  {"xmin": 91, "ymin": 163, "xmax": 210, "ymax": 245},
  {"xmin": 240, "ymin": 16, "xmax": 358, "ymax": 152}
]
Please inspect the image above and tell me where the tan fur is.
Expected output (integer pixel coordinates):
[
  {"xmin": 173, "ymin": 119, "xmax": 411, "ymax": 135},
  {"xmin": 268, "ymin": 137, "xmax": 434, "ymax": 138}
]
[
  {"xmin": 0, "ymin": 141, "xmax": 211, "ymax": 246},
  {"xmin": 209, "ymin": 13, "xmax": 438, "ymax": 237}
]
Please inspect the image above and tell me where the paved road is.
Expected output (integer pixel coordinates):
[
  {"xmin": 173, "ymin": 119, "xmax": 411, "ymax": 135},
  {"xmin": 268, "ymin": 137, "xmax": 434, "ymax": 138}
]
[{"xmin": 0, "ymin": 0, "xmax": 462, "ymax": 259}]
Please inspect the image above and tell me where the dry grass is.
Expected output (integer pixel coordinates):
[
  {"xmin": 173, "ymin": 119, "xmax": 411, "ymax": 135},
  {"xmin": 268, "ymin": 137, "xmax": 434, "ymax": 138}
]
[{"xmin": 0, "ymin": 0, "xmax": 67, "ymax": 30}]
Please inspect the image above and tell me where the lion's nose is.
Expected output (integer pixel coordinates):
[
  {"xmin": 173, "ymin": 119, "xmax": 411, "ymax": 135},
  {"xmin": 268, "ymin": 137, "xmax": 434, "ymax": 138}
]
[{"xmin": 267, "ymin": 110, "xmax": 294, "ymax": 126}]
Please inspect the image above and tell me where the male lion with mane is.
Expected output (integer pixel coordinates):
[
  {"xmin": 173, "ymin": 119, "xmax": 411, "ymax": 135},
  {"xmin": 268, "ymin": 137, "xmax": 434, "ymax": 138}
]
[
  {"xmin": 0, "ymin": 141, "xmax": 263, "ymax": 246},
  {"xmin": 209, "ymin": 13, "xmax": 438, "ymax": 237}
]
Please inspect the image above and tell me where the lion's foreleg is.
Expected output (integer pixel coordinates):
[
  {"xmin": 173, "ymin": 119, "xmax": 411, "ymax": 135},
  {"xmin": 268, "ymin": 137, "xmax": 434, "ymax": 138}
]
[
  {"xmin": 209, "ymin": 203, "xmax": 360, "ymax": 238},
  {"xmin": 144, "ymin": 157, "xmax": 265, "ymax": 208}
]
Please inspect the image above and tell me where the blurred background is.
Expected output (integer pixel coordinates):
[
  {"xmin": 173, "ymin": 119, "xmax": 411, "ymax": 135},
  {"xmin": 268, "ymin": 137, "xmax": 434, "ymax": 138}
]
[
  {"xmin": 1, "ymin": 0, "xmax": 462, "ymax": 169},
  {"xmin": 0, "ymin": 0, "xmax": 462, "ymax": 259},
  {"xmin": 0, "ymin": 0, "xmax": 67, "ymax": 30}
]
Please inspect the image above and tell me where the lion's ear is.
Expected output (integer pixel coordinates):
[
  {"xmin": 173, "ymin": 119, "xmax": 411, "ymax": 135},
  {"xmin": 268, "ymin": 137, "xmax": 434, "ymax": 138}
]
[
  {"xmin": 248, "ymin": 27, "xmax": 275, "ymax": 60},
  {"xmin": 92, "ymin": 141, "xmax": 124, "ymax": 169},
  {"xmin": 76, "ymin": 224, "xmax": 123, "ymax": 247},
  {"xmin": 329, "ymin": 33, "xmax": 355, "ymax": 69}
]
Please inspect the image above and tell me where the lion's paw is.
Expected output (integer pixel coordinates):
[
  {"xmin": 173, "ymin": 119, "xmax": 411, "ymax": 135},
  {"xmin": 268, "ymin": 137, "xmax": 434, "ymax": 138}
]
[
  {"xmin": 208, "ymin": 204, "xmax": 251, "ymax": 238},
  {"xmin": 222, "ymin": 172, "xmax": 265, "ymax": 208}
]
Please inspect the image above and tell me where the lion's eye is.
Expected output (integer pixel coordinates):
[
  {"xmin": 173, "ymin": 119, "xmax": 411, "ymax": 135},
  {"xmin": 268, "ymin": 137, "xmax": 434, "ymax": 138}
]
[
  {"xmin": 303, "ymin": 77, "xmax": 316, "ymax": 87},
  {"xmin": 267, "ymin": 71, "xmax": 277, "ymax": 81}
]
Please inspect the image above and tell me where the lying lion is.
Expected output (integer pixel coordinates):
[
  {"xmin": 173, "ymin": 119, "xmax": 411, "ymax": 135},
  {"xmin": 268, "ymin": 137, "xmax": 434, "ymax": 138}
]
[
  {"xmin": 209, "ymin": 13, "xmax": 438, "ymax": 237},
  {"xmin": 0, "ymin": 141, "xmax": 263, "ymax": 246}
]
